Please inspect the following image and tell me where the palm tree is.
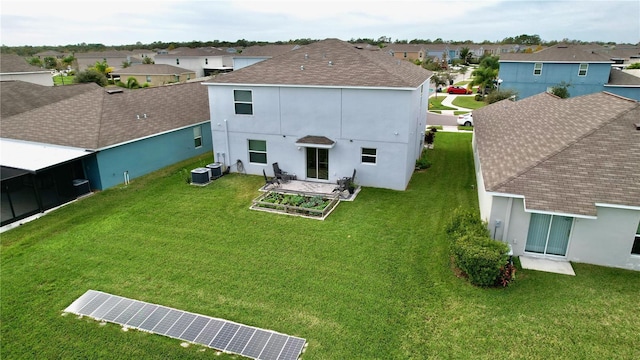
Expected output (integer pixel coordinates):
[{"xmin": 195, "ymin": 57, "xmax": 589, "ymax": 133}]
[
  {"xmin": 459, "ymin": 47, "xmax": 472, "ymax": 65},
  {"xmin": 471, "ymin": 56, "xmax": 499, "ymax": 95}
]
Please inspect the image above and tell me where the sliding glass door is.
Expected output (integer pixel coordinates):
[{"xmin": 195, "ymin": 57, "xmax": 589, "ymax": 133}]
[
  {"xmin": 525, "ymin": 214, "xmax": 572, "ymax": 256},
  {"xmin": 306, "ymin": 148, "xmax": 329, "ymax": 180}
]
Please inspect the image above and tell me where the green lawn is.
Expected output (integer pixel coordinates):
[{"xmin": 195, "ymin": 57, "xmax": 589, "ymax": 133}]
[
  {"xmin": 428, "ymin": 96, "xmax": 455, "ymax": 110},
  {"xmin": 53, "ymin": 74, "xmax": 75, "ymax": 86},
  {"xmin": 2, "ymin": 133, "xmax": 638, "ymax": 359},
  {"xmin": 451, "ymin": 95, "xmax": 486, "ymax": 110}
]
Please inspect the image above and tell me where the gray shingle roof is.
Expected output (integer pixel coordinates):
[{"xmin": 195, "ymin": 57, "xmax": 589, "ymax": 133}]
[
  {"xmin": 1, "ymin": 82, "xmax": 210, "ymax": 150},
  {"xmin": 608, "ymin": 68, "xmax": 640, "ymax": 85},
  {"xmin": 0, "ymin": 81, "xmax": 100, "ymax": 118},
  {"xmin": 499, "ymin": 44, "xmax": 613, "ymax": 63},
  {"xmin": 0, "ymin": 54, "xmax": 49, "ymax": 73},
  {"xmin": 205, "ymin": 38, "xmax": 432, "ymax": 88},
  {"xmin": 111, "ymin": 64, "xmax": 195, "ymax": 75},
  {"xmin": 474, "ymin": 92, "xmax": 640, "ymax": 216},
  {"xmin": 236, "ymin": 44, "xmax": 303, "ymax": 57}
]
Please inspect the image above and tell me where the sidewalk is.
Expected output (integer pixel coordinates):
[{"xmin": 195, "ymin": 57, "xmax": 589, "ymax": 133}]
[{"xmin": 439, "ymin": 94, "xmax": 473, "ymax": 115}]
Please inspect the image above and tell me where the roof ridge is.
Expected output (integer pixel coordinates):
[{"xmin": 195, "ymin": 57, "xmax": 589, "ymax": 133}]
[{"xmin": 492, "ymin": 97, "xmax": 639, "ymax": 191}]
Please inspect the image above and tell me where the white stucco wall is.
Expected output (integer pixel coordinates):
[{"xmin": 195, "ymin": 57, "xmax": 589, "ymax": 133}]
[
  {"xmin": 233, "ymin": 57, "xmax": 268, "ymax": 70},
  {"xmin": 568, "ymin": 207, "xmax": 640, "ymax": 270},
  {"xmin": 1, "ymin": 72, "xmax": 53, "ymax": 86},
  {"xmin": 489, "ymin": 195, "xmax": 640, "ymax": 271},
  {"xmin": 208, "ymin": 83, "xmax": 428, "ymax": 190}
]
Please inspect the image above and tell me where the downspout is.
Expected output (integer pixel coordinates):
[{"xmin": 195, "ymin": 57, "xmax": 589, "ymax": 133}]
[
  {"xmin": 502, "ymin": 197, "xmax": 513, "ymax": 243},
  {"xmin": 224, "ymin": 119, "xmax": 231, "ymax": 170}
]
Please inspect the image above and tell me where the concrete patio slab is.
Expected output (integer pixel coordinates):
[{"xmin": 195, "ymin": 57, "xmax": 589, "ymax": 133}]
[{"xmin": 519, "ymin": 256, "xmax": 575, "ymax": 276}]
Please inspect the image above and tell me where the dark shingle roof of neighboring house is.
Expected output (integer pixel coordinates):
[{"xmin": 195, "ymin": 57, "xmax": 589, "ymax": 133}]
[
  {"xmin": 608, "ymin": 68, "xmax": 640, "ymax": 85},
  {"xmin": 0, "ymin": 82, "xmax": 210, "ymax": 150},
  {"xmin": 0, "ymin": 54, "xmax": 48, "ymax": 73},
  {"xmin": 111, "ymin": 64, "xmax": 195, "ymax": 75},
  {"xmin": 205, "ymin": 38, "xmax": 432, "ymax": 88},
  {"xmin": 499, "ymin": 44, "xmax": 613, "ymax": 63},
  {"xmin": 0, "ymin": 81, "xmax": 100, "ymax": 118},
  {"xmin": 236, "ymin": 44, "xmax": 303, "ymax": 57},
  {"xmin": 474, "ymin": 91, "xmax": 640, "ymax": 216},
  {"xmin": 73, "ymin": 50, "xmax": 133, "ymax": 58},
  {"xmin": 155, "ymin": 47, "xmax": 230, "ymax": 57}
]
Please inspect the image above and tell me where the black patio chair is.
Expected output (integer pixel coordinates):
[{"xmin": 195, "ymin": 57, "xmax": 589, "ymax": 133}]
[
  {"xmin": 263, "ymin": 169, "xmax": 280, "ymax": 188},
  {"xmin": 272, "ymin": 162, "xmax": 295, "ymax": 182}
]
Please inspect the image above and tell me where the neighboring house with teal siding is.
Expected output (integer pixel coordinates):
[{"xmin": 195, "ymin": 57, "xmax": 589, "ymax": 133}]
[
  {"xmin": 1, "ymin": 81, "xmax": 211, "ymax": 195},
  {"xmin": 498, "ymin": 44, "xmax": 617, "ymax": 99}
]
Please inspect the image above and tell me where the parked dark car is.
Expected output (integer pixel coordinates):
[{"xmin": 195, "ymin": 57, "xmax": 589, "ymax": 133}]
[{"xmin": 446, "ymin": 86, "xmax": 472, "ymax": 94}]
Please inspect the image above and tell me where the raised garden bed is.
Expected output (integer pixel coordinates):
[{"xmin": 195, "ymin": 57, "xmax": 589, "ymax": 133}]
[{"xmin": 250, "ymin": 191, "xmax": 340, "ymax": 220}]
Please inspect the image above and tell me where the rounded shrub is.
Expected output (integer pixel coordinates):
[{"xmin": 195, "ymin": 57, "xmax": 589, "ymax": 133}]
[{"xmin": 452, "ymin": 235, "xmax": 509, "ymax": 287}]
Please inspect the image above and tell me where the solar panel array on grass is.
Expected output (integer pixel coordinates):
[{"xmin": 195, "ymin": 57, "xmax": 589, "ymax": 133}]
[{"xmin": 64, "ymin": 290, "xmax": 306, "ymax": 360}]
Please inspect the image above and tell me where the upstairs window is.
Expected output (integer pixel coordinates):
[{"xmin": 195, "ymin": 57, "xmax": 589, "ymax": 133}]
[
  {"xmin": 361, "ymin": 148, "xmax": 377, "ymax": 164},
  {"xmin": 533, "ymin": 63, "xmax": 543, "ymax": 76},
  {"xmin": 234, "ymin": 90, "xmax": 253, "ymax": 115},
  {"xmin": 578, "ymin": 63, "xmax": 588, "ymax": 76}
]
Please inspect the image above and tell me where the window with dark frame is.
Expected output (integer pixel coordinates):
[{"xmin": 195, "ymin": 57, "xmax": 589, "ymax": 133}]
[
  {"xmin": 578, "ymin": 63, "xmax": 588, "ymax": 76},
  {"xmin": 193, "ymin": 126, "xmax": 202, "ymax": 148},
  {"xmin": 632, "ymin": 222, "xmax": 640, "ymax": 255},
  {"xmin": 248, "ymin": 139, "xmax": 267, "ymax": 164},
  {"xmin": 533, "ymin": 63, "xmax": 543, "ymax": 76},
  {"xmin": 361, "ymin": 148, "xmax": 377, "ymax": 164},
  {"xmin": 234, "ymin": 90, "xmax": 253, "ymax": 115}
]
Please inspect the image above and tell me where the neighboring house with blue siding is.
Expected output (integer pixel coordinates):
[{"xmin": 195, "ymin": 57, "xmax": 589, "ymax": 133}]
[
  {"xmin": 498, "ymin": 44, "xmax": 640, "ymax": 100},
  {"xmin": 1, "ymin": 81, "xmax": 211, "ymax": 226},
  {"xmin": 204, "ymin": 39, "xmax": 432, "ymax": 191}
]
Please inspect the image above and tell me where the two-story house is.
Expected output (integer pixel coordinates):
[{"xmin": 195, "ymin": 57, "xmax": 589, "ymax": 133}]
[
  {"xmin": 385, "ymin": 44, "xmax": 427, "ymax": 63},
  {"xmin": 203, "ymin": 38, "xmax": 432, "ymax": 191},
  {"xmin": 154, "ymin": 47, "xmax": 235, "ymax": 77},
  {"xmin": 498, "ymin": 44, "xmax": 640, "ymax": 100}
]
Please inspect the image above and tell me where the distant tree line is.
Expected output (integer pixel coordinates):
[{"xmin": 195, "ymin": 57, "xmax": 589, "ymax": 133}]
[{"xmin": 1, "ymin": 34, "xmax": 628, "ymax": 57}]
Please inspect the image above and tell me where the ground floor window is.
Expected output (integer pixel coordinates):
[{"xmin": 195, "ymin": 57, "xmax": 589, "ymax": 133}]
[
  {"xmin": 632, "ymin": 222, "xmax": 640, "ymax": 255},
  {"xmin": 361, "ymin": 148, "xmax": 377, "ymax": 164},
  {"xmin": 193, "ymin": 126, "xmax": 202, "ymax": 148},
  {"xmin": 248, "ymin": 139, "xmax": 267, "ymax": 164}
]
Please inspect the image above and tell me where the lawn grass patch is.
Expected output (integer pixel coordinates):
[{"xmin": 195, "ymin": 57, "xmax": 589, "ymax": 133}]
[
  {"xmin": 2, "ymin": 134, "xmax": 639, "ymax": 359},
  {"xmin": 452, "ymin": 95, "xmax": 487, "ymax": 110},
  {"xmin": 429, "ymin": 97, "xmax": 455, "ymax": 110}
]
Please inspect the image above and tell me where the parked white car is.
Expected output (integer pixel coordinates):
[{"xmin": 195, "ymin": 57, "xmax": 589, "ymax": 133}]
[{"xmin": 457, "ymin": 113, "xmax": 473, "ymax": 126}]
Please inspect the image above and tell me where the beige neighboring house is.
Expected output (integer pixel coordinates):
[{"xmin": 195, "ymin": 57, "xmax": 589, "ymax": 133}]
[
  {"xmin": 0, "ymin": 54, "xmax": 53, "ymax": 86},
  {"xmin": 385, "ymin": 44, "xmax": 426, "ymax": 62},
  {"xmin": 110, "ymin": 64, "xmax": 196, "ymax": 86}
]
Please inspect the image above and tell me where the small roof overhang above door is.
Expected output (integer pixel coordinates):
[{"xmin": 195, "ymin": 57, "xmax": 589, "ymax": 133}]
[{"xmin": 295, "ymin": 135, "xmax": 335, "ymax": 149}]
